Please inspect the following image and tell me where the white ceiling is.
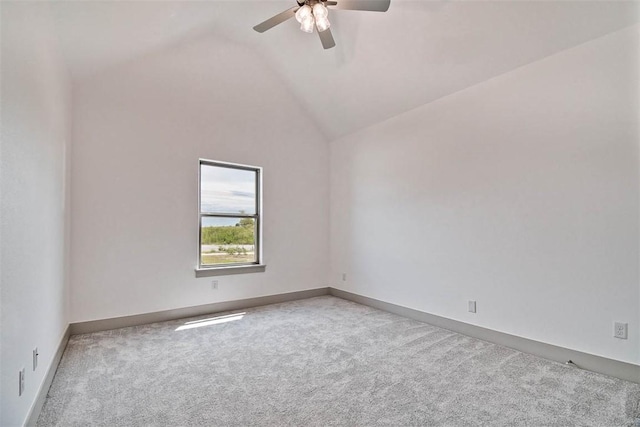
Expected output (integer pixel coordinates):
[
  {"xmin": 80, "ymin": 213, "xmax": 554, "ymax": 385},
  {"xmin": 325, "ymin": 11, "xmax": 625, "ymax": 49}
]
[{"xmin": 50, "ymin": 0, "xmax": 639, "ymax": 139}]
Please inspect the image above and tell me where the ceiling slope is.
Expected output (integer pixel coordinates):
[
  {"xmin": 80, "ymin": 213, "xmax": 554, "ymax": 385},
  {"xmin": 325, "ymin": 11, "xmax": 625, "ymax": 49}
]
[{"xmin": 51, "ymin": 1, "xmax": 640, "ymax": 139}]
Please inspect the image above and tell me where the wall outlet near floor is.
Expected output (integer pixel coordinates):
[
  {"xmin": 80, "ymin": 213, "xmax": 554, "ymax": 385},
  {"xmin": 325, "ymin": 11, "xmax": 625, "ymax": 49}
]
[
  {"xmin": 342, "ymin": 273, "xmax": 346, "ymax": 281},
  {"xmin": 211, "ymin": 280, "xmax": 218, "ymax": 290},
  {"xmin": 468, "ymin": 300, "xmax": 477, "ymax": 313},
  {"xmin": 614, "ymin": 322, "xmax": 628, "ymax": 339},
  {"xmin": 19, "ymin": 368, "xmax": 25, "ymax": 396},
  {"xmin": 33, "ymin": 347, "xmax": 38, "ymax": 371}
]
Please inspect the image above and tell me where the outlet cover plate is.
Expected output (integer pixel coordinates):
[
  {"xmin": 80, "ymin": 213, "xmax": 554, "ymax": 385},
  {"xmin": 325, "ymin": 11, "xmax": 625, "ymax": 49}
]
[
  {"xmin": 614, "ymin": 322, "xmax": 628, "ymax": 339},
  {"xmin": 19, "ymin": 368, "xmax": 25, "ymax": 396},
  {"xmin": 33, "ymin": 348, "xmax": 38, "ymax": 371},
  {"xmin": 468, "ymin": 300, "xmax": 477, "ymax": 313}
]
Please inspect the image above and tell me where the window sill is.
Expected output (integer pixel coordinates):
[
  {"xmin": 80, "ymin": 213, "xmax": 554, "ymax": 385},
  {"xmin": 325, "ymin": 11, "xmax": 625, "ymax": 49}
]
[{"xmin": 195, "ymin": 264, "xmax": 266, "ymax": 278}]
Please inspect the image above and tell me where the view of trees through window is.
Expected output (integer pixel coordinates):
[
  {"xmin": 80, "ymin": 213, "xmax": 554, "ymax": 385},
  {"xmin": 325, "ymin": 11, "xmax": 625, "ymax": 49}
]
[
  {"xmin": 199, "ymin": 160, "xmax": 260, "ymax": 267},
  {"xmin": 200, "ymin": 217, "xmax": 256, "ymax": 265}
]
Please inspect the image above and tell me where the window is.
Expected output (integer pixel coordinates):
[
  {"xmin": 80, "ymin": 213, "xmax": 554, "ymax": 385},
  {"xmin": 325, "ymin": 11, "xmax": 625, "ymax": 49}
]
[{"xmin": 197, "ymin": 159, "xmax": 263, "ymax": 274}]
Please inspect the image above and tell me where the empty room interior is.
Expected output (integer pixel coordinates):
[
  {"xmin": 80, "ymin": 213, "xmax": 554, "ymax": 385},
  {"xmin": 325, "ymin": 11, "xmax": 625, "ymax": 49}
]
[{"xmin": 1, "ymin": 0, "xmax": 640, "ymax": 425}]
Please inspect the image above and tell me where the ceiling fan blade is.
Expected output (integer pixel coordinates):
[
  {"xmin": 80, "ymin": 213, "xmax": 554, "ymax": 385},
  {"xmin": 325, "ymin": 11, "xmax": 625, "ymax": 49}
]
[
  {"xmin": 253, "ymin": 6, "xmax": 299, "ymax": 33},
  {"xmin": 326, "ymin": 0, "xmax": 390, "ymax": 12},
  {"xmin": 318, "ymin": 27, "xmax": 336, "ymax": 49}
]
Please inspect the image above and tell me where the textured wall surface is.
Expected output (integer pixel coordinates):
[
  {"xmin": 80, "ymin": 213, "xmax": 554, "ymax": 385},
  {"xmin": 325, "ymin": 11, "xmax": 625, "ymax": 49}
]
[
  {"xmin": 0, "ymin": 3, "xmax": 71, "ymax": 425},
  {"xmin": 330, "ymin": 26, "xmax": 640, "ymax": 365},
  {"xmin": 70, "ymin": 36, "xmax": 330, "ymax": 322}
]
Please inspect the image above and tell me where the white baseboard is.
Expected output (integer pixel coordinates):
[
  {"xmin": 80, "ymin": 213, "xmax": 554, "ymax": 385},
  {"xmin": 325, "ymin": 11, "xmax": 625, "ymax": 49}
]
[
  {"xmin": 70, "ymin": 287, "xmax": 330, "ymax": 335},
  {"xmin": 24, "ymin": 324, "xmax": 71, "ymax": 427},
  {"xmin": 329, "ymin": 287, "xmax": 640, "ymax": 384}
]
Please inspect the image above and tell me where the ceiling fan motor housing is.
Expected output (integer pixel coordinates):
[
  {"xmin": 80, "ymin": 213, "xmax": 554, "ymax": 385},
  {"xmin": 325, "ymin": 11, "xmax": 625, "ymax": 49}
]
[{"xmin": 297, "ymin": 0, "xmax": 325, "ymax": 6}]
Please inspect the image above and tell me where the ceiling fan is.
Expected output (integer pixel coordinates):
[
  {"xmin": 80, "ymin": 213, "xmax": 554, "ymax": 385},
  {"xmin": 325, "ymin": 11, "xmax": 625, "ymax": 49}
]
[{"xmin": 253, "ymin": 0, "xmax": 391, "ymax": 50}]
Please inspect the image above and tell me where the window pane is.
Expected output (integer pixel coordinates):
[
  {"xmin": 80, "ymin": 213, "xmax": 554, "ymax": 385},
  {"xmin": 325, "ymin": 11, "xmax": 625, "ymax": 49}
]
[
  {"xmin": 200, "ymin": 164, "xmax": 256, "ymax": 215},
  {"xmin": 200, "ymin": 217, "xmax": 256, "ymax": 266}
]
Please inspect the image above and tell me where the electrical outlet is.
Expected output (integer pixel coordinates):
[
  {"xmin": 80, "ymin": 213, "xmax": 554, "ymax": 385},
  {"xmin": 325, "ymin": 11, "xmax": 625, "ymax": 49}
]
[
  {"xmin": 211, "ymin": 280, "xmax": 218, "ymax": 290},
  {"xmin": 468, "ymin": 300, "xmax": 477, "ymax": 313},
  {"xmin": 614, "ymin": 322, "xmax": 628, "ymax": 339},
  {"xmin": 342, "ymin": 273, "xmax": 346, "ymax": 281},
  {"xmin": 33, "ymin": 348, "xmax": 38, "ymax": 371},
  {"xmin": 19, "ymin": 368, "xmax": 25, "ymax": 396}
]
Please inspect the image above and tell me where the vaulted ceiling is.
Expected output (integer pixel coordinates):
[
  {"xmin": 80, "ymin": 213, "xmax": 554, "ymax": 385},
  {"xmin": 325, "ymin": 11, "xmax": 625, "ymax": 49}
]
[{"xmin": 50, "ymin": 0, "xmax": 639, "ymax": 139}]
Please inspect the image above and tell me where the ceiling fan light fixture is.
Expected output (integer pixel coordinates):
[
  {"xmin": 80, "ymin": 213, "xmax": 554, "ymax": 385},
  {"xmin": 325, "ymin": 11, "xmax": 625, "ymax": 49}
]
[
  {"xmin": 295, "ymin": 4, "xmax": 312, "ymax": 23},
  {"xmin": 312, "ymin": 2, "xmax": 329, "ymax": 18},
  {"xmin": 315, "ymin": 16, "xmax": 330, "ymax": 32},
  {"xmin": 253, "ymin": 0, "xmax": 390, "ymax": 49},
  {"xmin": 300, "ymin": 15, "xmax": 315, "ymax": 33}
]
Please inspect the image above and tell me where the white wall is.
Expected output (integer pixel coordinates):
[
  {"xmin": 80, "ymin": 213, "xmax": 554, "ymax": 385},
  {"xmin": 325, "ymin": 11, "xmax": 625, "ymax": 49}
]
[
  {"xmin": 0, "ymin": 3, "xmax": 71, "ymax": 425},
  {"xmin": 70, "ymin": 36, "xmax": 330, "ymax": 322},
  {"xmin": 330, "ymin": 26, "xmax": 640, "ymax": 365}
]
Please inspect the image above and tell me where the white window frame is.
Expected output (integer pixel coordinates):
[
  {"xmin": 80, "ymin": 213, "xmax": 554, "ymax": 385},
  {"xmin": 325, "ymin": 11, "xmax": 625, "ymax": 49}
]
[{"xmin": 195, "ymin": 159, "xmax": 265, "ymax": 277}]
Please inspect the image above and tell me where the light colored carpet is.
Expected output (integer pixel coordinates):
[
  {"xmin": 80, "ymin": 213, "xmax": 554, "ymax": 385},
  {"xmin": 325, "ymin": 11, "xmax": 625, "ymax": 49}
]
[{"xmin": 38, "ymin": 296, "xmax": 640, "ymax": 426}]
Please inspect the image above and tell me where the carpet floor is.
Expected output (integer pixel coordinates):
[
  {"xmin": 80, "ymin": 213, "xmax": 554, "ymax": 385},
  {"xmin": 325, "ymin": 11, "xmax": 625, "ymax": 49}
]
[{"xmin": 38, "ymin": 296, "xmax": 640, "ymax": 426}]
